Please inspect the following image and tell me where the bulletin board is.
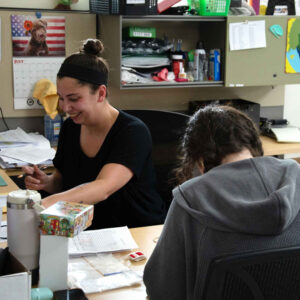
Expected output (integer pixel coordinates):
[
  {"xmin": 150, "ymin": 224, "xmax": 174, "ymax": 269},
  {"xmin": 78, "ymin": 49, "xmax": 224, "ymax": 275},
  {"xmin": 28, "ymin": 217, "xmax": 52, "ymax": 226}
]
[
  {"xmin": 0, "ymin": 9, "xmax": 96, "ymax": 118},
  {"xmin": 225, "ymin": 15, "xmax": 300, "ymax": 87}
]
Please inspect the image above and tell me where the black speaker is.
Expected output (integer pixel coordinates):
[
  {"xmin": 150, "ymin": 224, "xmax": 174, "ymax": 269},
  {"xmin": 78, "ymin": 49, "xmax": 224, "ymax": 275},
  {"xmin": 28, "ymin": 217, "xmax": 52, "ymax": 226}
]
[{"xmin": 188, "ymin": 99, "xmax": 261, "ymax": 129}]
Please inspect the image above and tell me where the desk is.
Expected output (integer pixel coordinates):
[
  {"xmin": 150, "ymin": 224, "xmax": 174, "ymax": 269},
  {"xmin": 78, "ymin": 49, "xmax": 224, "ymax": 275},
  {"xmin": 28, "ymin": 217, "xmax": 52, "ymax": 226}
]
[
  {"xmin": 0, "ymin": 169, "xmax": 19, "ymax": 194},
  {"xmin": 4, "ymin": 166, "xmax": 55, "ymax": 177},
  {"xmin": 88, "ymin": 224, "xmax": 162, "ymax": 300},
  {"xmin": 0, "ymin": 223, "xmax": 163, "ymax": 300},
  {"xmin": 261, "ymin": 136, "xmax": 300, "ymax": 156}
]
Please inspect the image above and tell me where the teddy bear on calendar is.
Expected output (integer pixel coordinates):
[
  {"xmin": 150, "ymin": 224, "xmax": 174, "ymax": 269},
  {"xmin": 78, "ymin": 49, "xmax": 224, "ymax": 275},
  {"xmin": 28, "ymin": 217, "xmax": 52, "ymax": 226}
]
[{"xmin": 10, "ymin": 14, "xmax": 66, "ymax": 110}]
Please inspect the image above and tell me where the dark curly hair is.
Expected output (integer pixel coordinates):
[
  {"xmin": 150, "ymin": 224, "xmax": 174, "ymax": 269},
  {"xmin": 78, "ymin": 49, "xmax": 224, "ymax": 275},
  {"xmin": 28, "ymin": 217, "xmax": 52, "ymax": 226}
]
[{"xmin": 175, "ymin": 105, "xmax": 263, "ymax": 185}]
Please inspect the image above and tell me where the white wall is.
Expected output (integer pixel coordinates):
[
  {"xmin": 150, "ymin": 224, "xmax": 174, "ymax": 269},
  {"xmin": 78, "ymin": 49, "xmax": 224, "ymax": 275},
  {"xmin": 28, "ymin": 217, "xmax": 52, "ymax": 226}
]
[
  {"xmin": 283, "ymin": 84, "xmax": 300, "ymax": 158},
  {"xmin": 284, "ymin": 85, "xmax": 300, "ymax": 127}
]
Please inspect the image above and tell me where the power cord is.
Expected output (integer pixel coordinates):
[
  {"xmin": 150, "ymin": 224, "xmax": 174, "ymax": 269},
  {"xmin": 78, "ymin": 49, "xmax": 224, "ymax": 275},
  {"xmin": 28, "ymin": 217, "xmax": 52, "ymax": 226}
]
[{"xmin": 0, "ymin": 107, "xmax": 9, "ymax": 130}]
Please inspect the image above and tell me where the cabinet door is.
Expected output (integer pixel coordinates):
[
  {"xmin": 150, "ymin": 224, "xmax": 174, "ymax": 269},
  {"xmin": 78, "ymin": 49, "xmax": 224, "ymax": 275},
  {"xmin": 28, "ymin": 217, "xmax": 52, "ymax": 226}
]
[{"xmin": 225, "ymin": 16, "xmax": 300, "ymax": 87}]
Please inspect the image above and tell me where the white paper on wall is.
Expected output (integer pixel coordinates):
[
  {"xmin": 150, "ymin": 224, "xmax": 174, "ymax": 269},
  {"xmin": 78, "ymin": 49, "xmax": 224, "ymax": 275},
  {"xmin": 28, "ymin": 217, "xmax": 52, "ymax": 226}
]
[
  {"xmin": 229, "ymin": 20, "xmax": 266, "ymax": 51},
  {"xmin": 295, "ymin": 0, "xmax": 300, "ymax": 15}
]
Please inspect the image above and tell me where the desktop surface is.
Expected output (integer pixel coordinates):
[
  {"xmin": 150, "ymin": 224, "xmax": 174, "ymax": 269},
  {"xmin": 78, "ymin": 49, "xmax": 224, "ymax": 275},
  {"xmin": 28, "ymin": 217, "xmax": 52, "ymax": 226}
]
[{"xmin": 0, "ymin": 221, "xmax": 163, "ymax": 300}]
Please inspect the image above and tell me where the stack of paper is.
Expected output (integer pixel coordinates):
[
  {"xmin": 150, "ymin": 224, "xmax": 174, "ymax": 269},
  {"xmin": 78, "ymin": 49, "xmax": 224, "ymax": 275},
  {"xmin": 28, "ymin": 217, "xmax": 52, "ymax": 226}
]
[
  {"xmin": 270, "ymin": 126, "xmax": 300, "ymax": 142},
  {"xmin": 0, "ymin": 127, "xmax": 55, "ymax": 168},
  {"xmin": 69, "ymin": 226, "xmax": 138, "ymax": 257}
]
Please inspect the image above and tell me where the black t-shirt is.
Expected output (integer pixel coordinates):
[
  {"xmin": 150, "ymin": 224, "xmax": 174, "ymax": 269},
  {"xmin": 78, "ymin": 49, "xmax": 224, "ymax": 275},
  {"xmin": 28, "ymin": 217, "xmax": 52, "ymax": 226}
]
[{"xmin": 53, "ymin": 110, "xmax": 166, "ymax": 229}]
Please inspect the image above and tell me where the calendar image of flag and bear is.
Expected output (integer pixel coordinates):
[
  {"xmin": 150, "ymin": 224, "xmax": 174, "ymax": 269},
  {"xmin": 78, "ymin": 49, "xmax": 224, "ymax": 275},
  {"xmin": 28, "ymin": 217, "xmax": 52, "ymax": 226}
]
[{"xmin": 11, "ymin": 15, "xmax": 65, "ymax": 57}]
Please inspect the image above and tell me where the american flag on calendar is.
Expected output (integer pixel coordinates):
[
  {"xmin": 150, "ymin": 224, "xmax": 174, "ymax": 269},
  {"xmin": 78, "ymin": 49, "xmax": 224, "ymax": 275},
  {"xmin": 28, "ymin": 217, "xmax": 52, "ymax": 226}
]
[{"xmin": 11, "ymin": 15, "xmax": 65, "ymax": 57}]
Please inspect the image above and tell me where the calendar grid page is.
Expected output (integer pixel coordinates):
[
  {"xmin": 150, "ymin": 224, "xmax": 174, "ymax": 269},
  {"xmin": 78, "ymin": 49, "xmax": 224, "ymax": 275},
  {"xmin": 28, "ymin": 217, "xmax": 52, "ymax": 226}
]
[{"xmin": 13, "ymin": 57, "xmax": 64, "ymax": 110}]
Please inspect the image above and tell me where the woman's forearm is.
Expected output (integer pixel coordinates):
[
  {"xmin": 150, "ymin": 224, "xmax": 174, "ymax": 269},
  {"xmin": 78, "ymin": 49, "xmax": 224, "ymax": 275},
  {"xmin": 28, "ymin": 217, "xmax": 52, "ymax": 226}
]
[
  {"xmin": 42, "ymin": 179, "xmax": 109, "ymax": 208},
  {"xmin": 41, "ymin": 163, "xmax": 133, "ymax": 208}
]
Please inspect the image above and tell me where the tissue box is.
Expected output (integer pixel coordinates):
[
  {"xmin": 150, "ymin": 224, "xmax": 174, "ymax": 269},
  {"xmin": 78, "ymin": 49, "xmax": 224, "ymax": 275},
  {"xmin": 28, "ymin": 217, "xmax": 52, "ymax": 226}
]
[
  {"xmin": 0, "ymin": 248, "xmax": 31, "ymax": 300},
  {"xmin": 40, "ymin": 201, "xmax": 94, "ymax": 237}
]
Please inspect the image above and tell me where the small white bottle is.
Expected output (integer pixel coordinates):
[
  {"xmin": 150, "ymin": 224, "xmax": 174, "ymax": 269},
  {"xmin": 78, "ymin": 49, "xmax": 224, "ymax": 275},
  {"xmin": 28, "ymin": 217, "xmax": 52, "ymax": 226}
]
[
  {"xmin": 194, "ymin": 41, "xmax": 207, "ymax": 82},
  {"xmin": 178, "ymin": 62, "xmax": 187, "ymax": 79}
]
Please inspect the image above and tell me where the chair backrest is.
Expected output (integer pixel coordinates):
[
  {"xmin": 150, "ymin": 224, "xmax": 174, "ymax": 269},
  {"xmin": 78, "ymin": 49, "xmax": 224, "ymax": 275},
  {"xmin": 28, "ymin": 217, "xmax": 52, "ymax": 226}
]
[
  {"xmin": 124, "ymin": 109, "xmax": 190, "ymax": 207},
  {"xmin": 202, "ymin": 246, "xmax": 300, "ymax": 300}
]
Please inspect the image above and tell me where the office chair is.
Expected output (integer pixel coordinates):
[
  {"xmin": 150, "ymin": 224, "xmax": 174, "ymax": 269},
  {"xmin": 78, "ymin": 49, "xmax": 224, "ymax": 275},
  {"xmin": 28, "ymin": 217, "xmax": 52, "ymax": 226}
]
[
  {"xmin": 202, "ymin": 246, "xmax": 300, "ymax": 300},
  {"xmin": 124, "ymin": 109, "xmax": 190, "ymax": 208}
]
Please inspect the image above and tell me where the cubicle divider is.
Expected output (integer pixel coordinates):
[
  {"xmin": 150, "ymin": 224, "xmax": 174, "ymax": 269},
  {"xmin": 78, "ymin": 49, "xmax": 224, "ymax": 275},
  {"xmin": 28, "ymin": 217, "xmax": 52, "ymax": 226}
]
[{"xmin": 0, "ymin": 9, "xmax": 96, "ymax": 119}]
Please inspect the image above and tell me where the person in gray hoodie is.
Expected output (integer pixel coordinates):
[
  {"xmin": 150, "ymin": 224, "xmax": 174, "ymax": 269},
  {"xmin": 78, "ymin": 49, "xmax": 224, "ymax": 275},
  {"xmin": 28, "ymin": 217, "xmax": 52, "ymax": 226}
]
[{"xmin": 143, "ymin": 105, "xmax": 300, "ymax": 300}]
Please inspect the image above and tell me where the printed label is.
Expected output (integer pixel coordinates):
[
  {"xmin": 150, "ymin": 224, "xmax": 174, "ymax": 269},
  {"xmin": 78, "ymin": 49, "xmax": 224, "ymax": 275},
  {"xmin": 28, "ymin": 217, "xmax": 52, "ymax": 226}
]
[
  {"xmin": 133, "ymin": 32, "xmax": 152, "ymax": 38},
  {"xmin": 53, "ymin": 122, "xmax": 61, "ymax": 136},
  {"xmin": 127, "ymin": 0, "xmax": 145, "ymax": 3}
]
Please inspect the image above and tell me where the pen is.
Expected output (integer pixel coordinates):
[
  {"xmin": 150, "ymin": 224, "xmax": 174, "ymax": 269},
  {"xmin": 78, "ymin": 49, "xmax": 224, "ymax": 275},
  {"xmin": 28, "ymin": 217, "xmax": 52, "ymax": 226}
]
[{"xmin": 17, "ymin": 165, "xmax": 48, "ymax": 178}]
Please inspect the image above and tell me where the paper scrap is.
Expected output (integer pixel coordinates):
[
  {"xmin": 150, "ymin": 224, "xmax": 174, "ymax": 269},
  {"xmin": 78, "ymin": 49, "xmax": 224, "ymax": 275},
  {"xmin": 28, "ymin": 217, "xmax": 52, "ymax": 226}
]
[{"xmin": 229, "ymin": 20, "xmax": 266, "ymax": 51}]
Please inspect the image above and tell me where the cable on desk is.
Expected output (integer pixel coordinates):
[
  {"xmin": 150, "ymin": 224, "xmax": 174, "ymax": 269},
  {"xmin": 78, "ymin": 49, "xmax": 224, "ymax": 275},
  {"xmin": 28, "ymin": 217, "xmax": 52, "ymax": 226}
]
[{"xmin": 0, "ymin": 107, "xmax": 9, "ymax": 131}]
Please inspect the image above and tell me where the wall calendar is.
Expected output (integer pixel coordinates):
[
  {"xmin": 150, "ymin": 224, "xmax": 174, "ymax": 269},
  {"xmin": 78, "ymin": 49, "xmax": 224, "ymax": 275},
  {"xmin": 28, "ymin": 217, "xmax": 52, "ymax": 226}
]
[{"xmin": 13, "ymin": 57, "xmax": 64, "ymax": 109}]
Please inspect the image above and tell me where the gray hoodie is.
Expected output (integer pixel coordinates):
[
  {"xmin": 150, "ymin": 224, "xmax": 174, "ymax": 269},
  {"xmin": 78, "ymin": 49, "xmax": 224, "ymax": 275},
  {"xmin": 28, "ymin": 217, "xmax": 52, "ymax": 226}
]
[{"xmin": 143, "ymin": 156, "xmax": 300, "ymax": 300}]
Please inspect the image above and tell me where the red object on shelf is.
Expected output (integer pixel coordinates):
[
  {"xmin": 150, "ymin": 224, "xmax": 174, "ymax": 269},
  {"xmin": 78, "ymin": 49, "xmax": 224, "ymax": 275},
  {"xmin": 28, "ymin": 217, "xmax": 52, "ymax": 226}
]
[{"xmin": 157, "ymin": 0, "xmax": 182, "ymax": 13}]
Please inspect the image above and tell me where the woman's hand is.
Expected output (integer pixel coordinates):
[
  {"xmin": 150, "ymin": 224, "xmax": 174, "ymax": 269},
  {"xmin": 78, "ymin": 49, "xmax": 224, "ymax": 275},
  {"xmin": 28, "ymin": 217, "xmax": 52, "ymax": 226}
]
[{"xmin": 22, "ymin": 165, "xmax": 50, "ymax": 191}]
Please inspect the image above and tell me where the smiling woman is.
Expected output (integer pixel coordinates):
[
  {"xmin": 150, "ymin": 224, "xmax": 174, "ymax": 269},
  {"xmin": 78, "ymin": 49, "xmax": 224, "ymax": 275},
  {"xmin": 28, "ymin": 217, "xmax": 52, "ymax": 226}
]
[{"xmin": 22, "ymin": 39, "xmax": 166, "ymax": 229}]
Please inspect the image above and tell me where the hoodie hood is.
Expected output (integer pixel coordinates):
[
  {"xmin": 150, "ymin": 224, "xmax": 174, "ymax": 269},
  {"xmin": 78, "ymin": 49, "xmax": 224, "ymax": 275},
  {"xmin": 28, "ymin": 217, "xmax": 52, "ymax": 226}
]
[{"xmin": 174, "ymin": 156, "xmax": 300, "ymax": 235}]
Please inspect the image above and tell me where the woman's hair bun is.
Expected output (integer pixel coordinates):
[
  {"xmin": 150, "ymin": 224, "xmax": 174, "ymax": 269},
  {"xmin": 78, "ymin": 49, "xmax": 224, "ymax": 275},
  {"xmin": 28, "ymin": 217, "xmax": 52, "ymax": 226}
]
[{"xmin": 82, "ymin": 39, "xmax": 104, "ymax": 57}]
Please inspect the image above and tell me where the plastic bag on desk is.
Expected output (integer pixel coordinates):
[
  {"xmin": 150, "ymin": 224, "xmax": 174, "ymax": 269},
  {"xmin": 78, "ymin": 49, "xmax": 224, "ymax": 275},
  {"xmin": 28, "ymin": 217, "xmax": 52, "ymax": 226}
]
[{"xmin": 69, "ymin": 270, "xmax": 142, "ymax": 294}]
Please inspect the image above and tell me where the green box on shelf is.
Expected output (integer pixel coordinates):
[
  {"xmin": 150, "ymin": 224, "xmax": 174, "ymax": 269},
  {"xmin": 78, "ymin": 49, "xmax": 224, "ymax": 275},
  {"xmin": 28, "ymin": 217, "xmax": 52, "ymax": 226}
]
[{"xmin": 123, "ymin": 26, "xmax": 156, "ymax": 38}]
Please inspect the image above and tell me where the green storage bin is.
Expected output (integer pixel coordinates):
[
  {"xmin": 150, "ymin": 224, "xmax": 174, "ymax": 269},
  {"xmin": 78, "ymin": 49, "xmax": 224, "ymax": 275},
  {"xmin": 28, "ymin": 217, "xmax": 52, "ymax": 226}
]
[
  {"xmin": 199, "ymin": 0, "xmax": 230, "ymax": 16},
  {"xmin": 188, "ymin": 0, "xmax": 230, "ymax": 16}
]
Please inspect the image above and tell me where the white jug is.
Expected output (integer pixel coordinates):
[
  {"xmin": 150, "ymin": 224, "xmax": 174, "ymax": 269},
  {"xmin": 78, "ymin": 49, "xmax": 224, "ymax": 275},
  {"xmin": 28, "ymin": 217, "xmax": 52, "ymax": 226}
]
[{"xmin": 7, "ymin": 189, "xmax": 41, "ymax": 285}]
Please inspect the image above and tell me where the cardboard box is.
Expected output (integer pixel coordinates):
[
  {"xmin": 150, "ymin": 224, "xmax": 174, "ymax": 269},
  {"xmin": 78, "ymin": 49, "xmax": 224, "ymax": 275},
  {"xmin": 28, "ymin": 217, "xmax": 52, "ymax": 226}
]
[
  {"xmin": 0, "ymin": 248, "xmax": 31, "ymax": 300},
  {"xmin": 40, "ymin": 201, "xmax": 94, "ymax": 237}
]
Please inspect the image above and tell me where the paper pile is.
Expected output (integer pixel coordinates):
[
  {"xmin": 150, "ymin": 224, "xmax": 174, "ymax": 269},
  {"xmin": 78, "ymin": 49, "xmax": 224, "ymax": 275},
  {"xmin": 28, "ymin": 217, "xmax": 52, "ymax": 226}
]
[
  {"xmin": 0, "ymin": 127, "xmax": 55, "ymax": 168},
  {"xmin": 270, "ymin": 126, "xmax": 300, "ymax": 143},
  {"xmin": 69, "ymin": 226, "xmax": 138, "ymax": 257}
]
